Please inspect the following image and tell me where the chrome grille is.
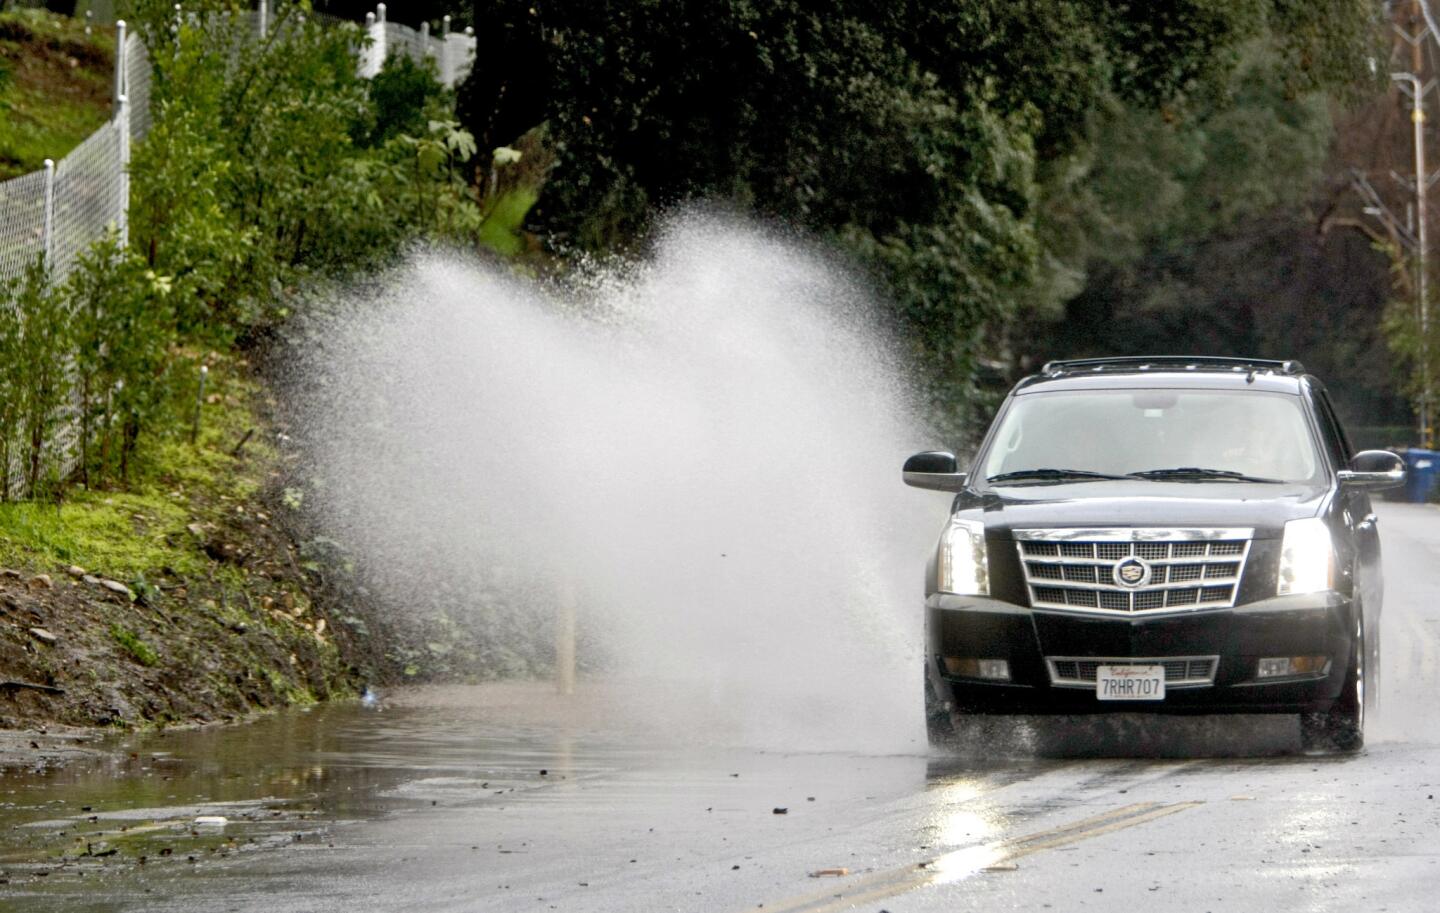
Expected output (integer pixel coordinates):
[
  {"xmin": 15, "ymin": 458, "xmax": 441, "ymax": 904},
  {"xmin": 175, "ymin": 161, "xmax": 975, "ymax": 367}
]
[
  {"xmin": 1047, "ymin": 656, "xmax": 1220, "ymax": 689},
  {"xmin": 1015, "ymin": 528, "xmax": 1252, "ymax": 615}
]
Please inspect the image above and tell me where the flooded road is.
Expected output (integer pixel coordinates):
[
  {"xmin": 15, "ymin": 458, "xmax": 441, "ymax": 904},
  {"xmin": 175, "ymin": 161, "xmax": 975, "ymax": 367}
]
[{"xmin": 4, "ymin": 502, "xmax": 1440, "ymax": 912}]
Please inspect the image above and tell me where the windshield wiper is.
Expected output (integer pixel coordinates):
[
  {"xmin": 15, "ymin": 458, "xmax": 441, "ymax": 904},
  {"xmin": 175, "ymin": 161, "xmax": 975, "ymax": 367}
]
[
  {"xmin": 986, "ymin": 468, "xmax": 1133, "ymax": 484},
  {"xmin": 1129, "ymin": 467, "xmax": 1283, "ymax": 483}
]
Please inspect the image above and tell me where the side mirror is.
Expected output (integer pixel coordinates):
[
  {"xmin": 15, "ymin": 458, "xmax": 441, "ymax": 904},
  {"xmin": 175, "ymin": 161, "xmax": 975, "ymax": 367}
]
[
  {"xmin": 1337, "ymin": 450, "xmax": 1406, "ymax": 490},
  {"xmin": 903, "ymin": 451, "xmax": 969, "ymax": 492}
]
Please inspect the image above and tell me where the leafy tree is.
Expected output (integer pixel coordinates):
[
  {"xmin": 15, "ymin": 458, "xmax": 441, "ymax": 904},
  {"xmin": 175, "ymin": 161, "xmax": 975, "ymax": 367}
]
[
  {"xmin": 1017, "ymin": 41, "xmax": 1410, "ymax": 437},
  {"xmin": 458, "ymin": 0, "xmax": 1376, "ymax": 425}
]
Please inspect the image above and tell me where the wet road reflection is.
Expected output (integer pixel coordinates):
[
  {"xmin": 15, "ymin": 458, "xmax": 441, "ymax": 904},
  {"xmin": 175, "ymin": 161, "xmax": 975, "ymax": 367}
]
[{"xmin": 1, "ymin": 502, "xmax": 1438, "ymax": 911}]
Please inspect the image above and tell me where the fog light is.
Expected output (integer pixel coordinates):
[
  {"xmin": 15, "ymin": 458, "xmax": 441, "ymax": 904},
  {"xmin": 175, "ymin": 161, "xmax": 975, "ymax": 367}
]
[
  {"xmin": 943, "ymin": 658, "xmax": 1011, "ymax": 681},
  {"xmin": 1257, "ymin": 656, "xmax": 1330, "ymax": 679}
]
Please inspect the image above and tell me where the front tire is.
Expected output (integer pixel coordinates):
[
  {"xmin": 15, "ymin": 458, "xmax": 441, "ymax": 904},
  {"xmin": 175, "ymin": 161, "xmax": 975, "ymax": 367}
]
[
  {"xmin": 1300, "ymin": 617, "xmax": 1365, "ymax": 753},
  {"xmin": 924, "ymin": 671, "xmax": 957, "ymax": 748}
]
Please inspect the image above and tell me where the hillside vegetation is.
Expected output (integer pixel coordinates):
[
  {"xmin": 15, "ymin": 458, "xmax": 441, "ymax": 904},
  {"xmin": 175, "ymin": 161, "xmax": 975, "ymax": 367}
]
[
  {"xmin": 0, "ymin": 9, "xmax": 114, "ymax": 180},
  {"xmin": 1, "ymin": 3, "xmax": 520, "ymax": 732}
]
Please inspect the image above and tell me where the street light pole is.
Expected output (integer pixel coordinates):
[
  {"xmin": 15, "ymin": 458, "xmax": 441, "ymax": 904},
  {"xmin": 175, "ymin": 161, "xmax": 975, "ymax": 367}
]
[{"xmin": 1399, "ymin": 71, "xmax": 1432, "ymax": 447}]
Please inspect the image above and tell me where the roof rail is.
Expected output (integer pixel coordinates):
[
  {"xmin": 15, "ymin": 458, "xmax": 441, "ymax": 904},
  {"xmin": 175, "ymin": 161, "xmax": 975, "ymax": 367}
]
[{"xmin": 1039, "ymin": 356, "xmax": 1306, "ymax": 377}]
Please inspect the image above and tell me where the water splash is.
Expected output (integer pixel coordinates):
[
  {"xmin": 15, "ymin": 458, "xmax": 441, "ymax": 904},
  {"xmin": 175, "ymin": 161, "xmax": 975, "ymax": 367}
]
[{"xmin": 298, "ymin": 213, "xmax": 944, "ymax": 752}]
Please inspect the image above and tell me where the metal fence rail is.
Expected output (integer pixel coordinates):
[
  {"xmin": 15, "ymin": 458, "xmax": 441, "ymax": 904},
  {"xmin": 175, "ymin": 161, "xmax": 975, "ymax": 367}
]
[{"xmin": 0, "ymin": 4, "xmax": 475, "ymax": 500}]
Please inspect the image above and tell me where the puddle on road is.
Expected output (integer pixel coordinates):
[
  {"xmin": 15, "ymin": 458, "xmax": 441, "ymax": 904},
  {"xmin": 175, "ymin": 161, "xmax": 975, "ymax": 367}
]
[
  {"xmin": 0, "ymin": 684, "xmax": 636, "ymax": 890},
  {"xmin": 0, "ymin": 681, "xmax": 935, "ymax": 896}
]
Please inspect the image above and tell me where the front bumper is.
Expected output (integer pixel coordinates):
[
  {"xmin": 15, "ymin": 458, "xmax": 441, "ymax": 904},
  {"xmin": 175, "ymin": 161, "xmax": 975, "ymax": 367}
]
[{"xmin": 927, "ymin": 591, "xmax": 1354, "ymax": 715}]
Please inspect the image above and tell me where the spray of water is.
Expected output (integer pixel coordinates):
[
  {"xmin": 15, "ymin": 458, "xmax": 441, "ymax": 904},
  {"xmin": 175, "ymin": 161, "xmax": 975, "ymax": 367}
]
[{"xmin": 298, "ymin": 213, "xmax": 943, "ymax": 752}]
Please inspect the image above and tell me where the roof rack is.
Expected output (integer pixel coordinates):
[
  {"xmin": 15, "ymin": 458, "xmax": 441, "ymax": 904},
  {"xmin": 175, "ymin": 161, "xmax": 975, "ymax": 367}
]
[{"xmin": 1040, "ymin": 356, "xmax": 1305, "ymax": 377}]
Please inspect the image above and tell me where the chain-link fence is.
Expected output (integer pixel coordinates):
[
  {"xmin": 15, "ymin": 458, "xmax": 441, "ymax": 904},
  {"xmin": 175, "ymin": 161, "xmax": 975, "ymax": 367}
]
[
  {"xmin": 126, "ymin": 34, "xmax": 153, "ymax": 141},
  {"xmin": 2, "ymin": 23, "xmax": 148, "ymax": 286},
  {"xmin": 0, "ymin": 5, "xmax": 474, "ymax": 499},
  {"xmin": 0, "ymin": 169, "xmax": 48, "ymax": 284}
]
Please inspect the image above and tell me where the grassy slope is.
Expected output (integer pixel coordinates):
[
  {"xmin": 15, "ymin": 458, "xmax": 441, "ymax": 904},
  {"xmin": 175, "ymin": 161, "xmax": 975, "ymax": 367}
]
[
  {"xmin": 0, "ymin": 359, "xmax": 269, "ymax": 580},
  {"xmin": 0, "ymin": 354, "xmax": 363, "ymax": 729},
  {"xmin": 0, "ymin": 9, "xmax": 114, "ymax": 180}
]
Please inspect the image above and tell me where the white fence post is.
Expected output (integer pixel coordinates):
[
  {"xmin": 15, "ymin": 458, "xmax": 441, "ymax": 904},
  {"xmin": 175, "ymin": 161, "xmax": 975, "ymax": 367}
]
[
  {"xmin": 362, "ymin": 12, "xmax": 378, "ymax": 77},
  {"xmin": 42, "ymin": 159, "xmax": 56, "ymax": 270},
  {"xmin": 114, "ymin": 19, "xmax": 127, "ymax": 105},
  {"xmin": 440, "ymin": 15, "xmax": 452, "ymax": 85},
  {"xmin": 113, "ymin": 22, "xmax": 131, "ymax": 248},
  {"xmin": 259, "ymin": 0, "xmax": 269, "ymax": 39},
  {"xmin": 464, "ymin": 26, "xmax": 475, "ymax": 85},
  {"xmin": 374, "ymin": 4, "xmax": 387, "ymax": 72},
  {"xmin": 117, "ymin": 95, "xmax": 131, "ymax": 248}
]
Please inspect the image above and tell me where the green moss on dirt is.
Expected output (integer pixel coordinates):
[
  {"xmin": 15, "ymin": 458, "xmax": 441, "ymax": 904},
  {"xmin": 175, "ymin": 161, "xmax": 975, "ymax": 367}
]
[
  {"xmin": 0, "ymin": 355, "xmax": 366, "ymax": 731},
  {"xmin": 0, "ymin": 9, "xmax": 115, "ymax": 180},
  {"xmin": 109, "ymin": 623, "xmax": 159, "ymax": 666}
]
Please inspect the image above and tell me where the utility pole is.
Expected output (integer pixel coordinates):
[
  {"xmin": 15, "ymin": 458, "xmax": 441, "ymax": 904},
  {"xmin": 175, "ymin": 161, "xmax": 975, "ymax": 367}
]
[
  {"xmin": 1397, "ymin": 66, "xmax": 1432, "ymax": 447},
  {"xmin": 1353, "ymin": 1, "xmax": 1438, "ymax": 448},
  {"xmin": 1411, "ymin": 0, "xmax": 1433, "ymax": 447}
]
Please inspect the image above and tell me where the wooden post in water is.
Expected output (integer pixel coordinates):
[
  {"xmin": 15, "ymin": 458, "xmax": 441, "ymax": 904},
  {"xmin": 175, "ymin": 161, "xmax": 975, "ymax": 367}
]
[{"xmin": 556, "ymin": 582, "xmax": 576, "ymax": 695}]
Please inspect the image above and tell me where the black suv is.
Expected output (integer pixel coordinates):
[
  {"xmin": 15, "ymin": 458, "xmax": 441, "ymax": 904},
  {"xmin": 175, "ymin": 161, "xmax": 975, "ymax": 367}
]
[{"xmin": 903, "ymin": 357, "xmax": 1406, "ymax": 751}]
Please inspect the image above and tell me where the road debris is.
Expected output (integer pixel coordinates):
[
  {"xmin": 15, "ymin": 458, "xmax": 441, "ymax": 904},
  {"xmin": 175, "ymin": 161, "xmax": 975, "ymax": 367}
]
[{"xmin": 809, "ymin": 868, "xmax": 849, "ymax": 877}]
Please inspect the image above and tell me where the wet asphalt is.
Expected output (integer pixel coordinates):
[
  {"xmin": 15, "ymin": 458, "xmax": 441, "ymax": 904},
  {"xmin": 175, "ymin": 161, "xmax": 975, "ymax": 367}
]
[{"xmin": 3, "ymin": 502, "xmax": 1439, "ymax": 912}]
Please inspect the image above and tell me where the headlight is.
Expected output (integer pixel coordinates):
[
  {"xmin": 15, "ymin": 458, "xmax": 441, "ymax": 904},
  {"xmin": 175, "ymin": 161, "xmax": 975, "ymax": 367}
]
[
  {"xmin": 1277, "ymin": 517, "xmax": 1333, "ymax": 595},
  {"xmin": 937, "ymin": 517, "xmax": 989, "ymax": 595}
]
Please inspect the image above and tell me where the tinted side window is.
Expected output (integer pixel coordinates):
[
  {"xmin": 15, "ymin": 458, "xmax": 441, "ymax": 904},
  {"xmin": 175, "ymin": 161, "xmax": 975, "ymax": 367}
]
[{"xmin": 1312, "ymin": 388, "xmax": 1352, "ymax": 468}]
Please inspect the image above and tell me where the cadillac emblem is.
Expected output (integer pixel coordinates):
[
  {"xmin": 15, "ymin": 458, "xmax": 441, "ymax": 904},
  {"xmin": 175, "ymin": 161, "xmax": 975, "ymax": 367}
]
[{"xmin": 1113, "ymin": 557, "xmax": 1152, "ymax": 588}]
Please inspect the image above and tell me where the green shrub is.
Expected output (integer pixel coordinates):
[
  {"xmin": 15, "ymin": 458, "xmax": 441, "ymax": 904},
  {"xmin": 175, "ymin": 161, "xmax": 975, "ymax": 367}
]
[
  {"xmin": 0, "ymin": 256, "xmax": 73, "ymax": 501},
  {"xmin": 64, "ymin": 233, "xmax": 177, "ymax": 486},
  {"xmin": 110, "ymin": 623, "xmax": 160, "ymax": 667},
  {"xmin": 121, "ymin": 0, "xmax": 490, "ymax": 340},
  {"xmin": 366, "ymin": 52, "xmax": 451, "ymax": 147}
]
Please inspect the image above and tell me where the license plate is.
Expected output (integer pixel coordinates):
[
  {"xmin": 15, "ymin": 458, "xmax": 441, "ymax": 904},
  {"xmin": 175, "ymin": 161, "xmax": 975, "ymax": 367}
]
[{"xmin": 1096, "ymin": 665, "xmax": 1165, "ymax": 701}]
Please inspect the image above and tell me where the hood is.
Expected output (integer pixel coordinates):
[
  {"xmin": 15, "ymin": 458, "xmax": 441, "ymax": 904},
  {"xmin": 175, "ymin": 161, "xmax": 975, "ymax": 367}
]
[{"xmin": 957, "ymin": 479, "xmax": 1330, "ymax": 540}]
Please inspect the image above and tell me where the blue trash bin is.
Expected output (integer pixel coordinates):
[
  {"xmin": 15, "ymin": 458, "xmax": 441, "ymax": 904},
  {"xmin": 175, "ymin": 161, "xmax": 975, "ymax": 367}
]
[{"xmin": 1404, "ymin": 448, "xmax": 1440, "ymax": 503}]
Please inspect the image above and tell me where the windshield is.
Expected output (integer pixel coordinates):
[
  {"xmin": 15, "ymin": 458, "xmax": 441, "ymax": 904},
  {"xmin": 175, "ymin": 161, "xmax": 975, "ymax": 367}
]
[{"xmin": 980, "ymin": 389, "xmax": 1322, "ymax": 484}]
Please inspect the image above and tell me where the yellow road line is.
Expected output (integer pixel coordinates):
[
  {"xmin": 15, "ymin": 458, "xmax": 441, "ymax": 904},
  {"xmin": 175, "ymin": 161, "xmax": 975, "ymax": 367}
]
[{"xmin": 751, "ymin": 800, "xmax": 1204, "ymax": 913}]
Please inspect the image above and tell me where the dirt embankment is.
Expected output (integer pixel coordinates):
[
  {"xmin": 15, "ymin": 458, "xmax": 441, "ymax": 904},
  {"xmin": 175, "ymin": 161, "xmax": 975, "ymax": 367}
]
[
  {"xmin": 0, "ymin": 527, "xmax": 356, "ymax": 736},
  {"xmin": 0, "ymin": 361, "xmax": 374, "ymax": 761}
]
